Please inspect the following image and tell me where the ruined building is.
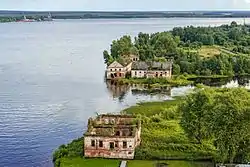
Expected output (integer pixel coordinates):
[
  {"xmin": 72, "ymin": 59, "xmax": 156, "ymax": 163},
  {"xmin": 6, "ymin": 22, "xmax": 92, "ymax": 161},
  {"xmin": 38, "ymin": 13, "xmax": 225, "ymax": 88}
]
[
  {"xmin": 131, "ymin": 60, "xmax": 173, "ymax": 79},
  {"xmin": 84, "ymin": 114, "xmax": 141, "ymax": 159}
]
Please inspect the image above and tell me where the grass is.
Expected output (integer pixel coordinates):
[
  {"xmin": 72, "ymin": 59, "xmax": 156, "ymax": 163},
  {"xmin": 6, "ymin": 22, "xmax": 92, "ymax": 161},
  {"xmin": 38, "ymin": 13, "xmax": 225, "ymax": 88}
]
[
  {"xmin": 117, "ymin": 77, "xmax": 193, "ymax": 87},
  {"xmin": 55, "ymin": 98, "xmax": 215, "ymax": 167},
  {"xmin": 198, "ymin": 46, "xmax": 221, "ymax": 58},
  {"xmin": 123, "ymin": 99, "xmax": 216, "ymax": 161},
  {"xmin": 122, "ymin": 99, "xmax": 183, "ymax": 116},
  {"xmin": 60, "ymin": 158, "xmax": 213, "ymax": 167},
  {"xmin": 127, "ymin": 160, "xmax": 213, "ymax": 167},
  {"xmin": 60, "ymin": 158, "xmax": 120, "ymax": 167}
]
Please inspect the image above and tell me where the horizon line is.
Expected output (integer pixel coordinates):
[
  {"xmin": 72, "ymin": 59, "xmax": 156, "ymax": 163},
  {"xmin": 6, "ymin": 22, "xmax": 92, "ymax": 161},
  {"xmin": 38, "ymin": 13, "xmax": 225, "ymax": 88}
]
[{"xmin": 1, "ymin": 9, "xmax": 250, "ymax": 12}]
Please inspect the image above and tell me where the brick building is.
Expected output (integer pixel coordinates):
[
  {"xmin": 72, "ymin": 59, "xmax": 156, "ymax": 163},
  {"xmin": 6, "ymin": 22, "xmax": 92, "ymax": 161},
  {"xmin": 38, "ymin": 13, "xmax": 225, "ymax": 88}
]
[{"xmin": 84, "ymin": 114, "xmax": 141, "ymax": 159}]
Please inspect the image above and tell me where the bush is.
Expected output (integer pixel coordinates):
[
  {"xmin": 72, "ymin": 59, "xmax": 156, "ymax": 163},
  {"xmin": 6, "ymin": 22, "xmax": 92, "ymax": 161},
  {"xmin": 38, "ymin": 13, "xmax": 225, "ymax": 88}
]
[{"xmin": 53, "ymin": 137, "xmax": 83, "ymax": 167}]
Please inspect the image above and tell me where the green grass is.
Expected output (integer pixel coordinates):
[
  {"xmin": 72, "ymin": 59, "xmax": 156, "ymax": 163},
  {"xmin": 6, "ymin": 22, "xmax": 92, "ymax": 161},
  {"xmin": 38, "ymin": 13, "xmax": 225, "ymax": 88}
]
[
  {"xmin": 60, "ymin": 158, "xmax": 120, "ymax": 167},
  {"xmin": 123, "ymin": 98, "xmax": 216, "ymax": 161},
  {"xmin": 55, "ymin": 98, "xmax": 215, "ymax": 167},
  {"xmin": 60, "ymin": 158, "xmax": 213, "ymax": 167},
  {"xmin": 127, "ymin": 160, "xmax": 213, "ymax": 167},
  {"xmin": 117, "ymin": 77, "xmax": 193, "ymax": 87},
  {"xmin": 198, "ymin": 46, "xmax": 221, "ymax": 58},
  {"xmin": 122, "ymin": 98, "xmax": 183, "ymax": 117}
]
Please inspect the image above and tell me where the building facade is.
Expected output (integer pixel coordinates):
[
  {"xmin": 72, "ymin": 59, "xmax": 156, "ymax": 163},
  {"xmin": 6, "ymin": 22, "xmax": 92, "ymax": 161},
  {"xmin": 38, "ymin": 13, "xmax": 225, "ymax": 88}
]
[
  {"xmin": 106, "ymin": 61, "xmax": 132, "ymax": 80},
  {"xmin": 131, "ymin": 60, "xmax": 173, "ymax": 79},
  {"xmin": 106, "ymin": 55, "xmax": 139, "ymax": 80},
  {"xmin": 84, "ymin": 114, "xmax": 141, "ymax": 159}
]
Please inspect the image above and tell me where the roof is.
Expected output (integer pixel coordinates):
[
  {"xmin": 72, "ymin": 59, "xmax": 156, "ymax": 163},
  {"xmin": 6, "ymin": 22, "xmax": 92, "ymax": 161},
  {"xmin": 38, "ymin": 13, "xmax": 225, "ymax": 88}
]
[
  {"xmin": 84, "ymin": 114, "xmax": 140, "ymax": 137},
  {"xmin": 108, "ymin": 61, "xmax": 124, "ymax": 68},
  {"xmin": 132, "ymin": 61, "xmax": 172, "ymax": 70},
  {"xmin": 151, "ymin": 62, "xmax": 172, "ymax": 70},
  {"xmin": 108, "ymin": 57, "xmax": 132, "ymax": 68},
  {"xmin": 132, "ymin": 61, "xmax": 149, "ymax": 70}
]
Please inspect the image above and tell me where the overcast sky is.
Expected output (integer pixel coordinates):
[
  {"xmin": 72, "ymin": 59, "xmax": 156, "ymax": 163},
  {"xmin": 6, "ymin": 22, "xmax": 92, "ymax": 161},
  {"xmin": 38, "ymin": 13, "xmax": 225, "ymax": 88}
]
[{"xmin": 1, "ymin": 0, "xmax": 250, "ymax": 11}]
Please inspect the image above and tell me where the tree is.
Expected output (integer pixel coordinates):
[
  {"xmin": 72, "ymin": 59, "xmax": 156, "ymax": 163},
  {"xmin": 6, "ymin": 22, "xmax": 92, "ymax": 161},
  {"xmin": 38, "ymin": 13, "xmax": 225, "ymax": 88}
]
[
  {"xmin": 210, "ymin": 88, "xmax": 250, "ymax": 163},
  {"xmin": 173, "ymin": 64, "xmax": 181, "ymax": 75},
  {"xmin": 180, "ymin": 89, "xmax": 215, "ymax": 143},
  {"xmin": 180, "ymin": 88, "xmax": 250, "ymax": 163},
  {"xmin": 231, "ymin": 21, "xmax": 238, "ymax": 27},
  {"xmin": 103, "ymin": 50, "xmax": 113, "ymax": 65}
]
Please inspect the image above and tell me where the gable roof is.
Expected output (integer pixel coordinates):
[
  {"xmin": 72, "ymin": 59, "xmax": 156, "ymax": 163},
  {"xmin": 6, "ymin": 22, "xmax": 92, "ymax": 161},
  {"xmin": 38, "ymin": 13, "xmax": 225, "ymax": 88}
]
[
  {"xmin": 132, "ymin": 61, "xmax": 172, "ymax": 70},
  {"xmin": 132, "ymin": 61, "xmax": 149, "ymax": 70},
  {"xmin": 151, "ymin": 62, "xmax": 172, "ymax": 70},
  {"xmin": 108, "ymin": 61, "xmax": 124, "ymax": 68}
]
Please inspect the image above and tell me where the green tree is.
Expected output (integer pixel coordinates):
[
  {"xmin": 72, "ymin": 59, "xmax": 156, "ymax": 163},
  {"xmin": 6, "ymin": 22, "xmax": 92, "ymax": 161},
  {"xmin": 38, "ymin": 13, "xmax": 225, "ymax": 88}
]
[
  {"xmin": 180, "ymin": 89, "xmax": 215, "ymax": 143},
  {"xmin": 180, "ymin": 88, "xmax": 250, "ymax": 163},
  {"xmin": 103, "ymin": 50, "xmax": 113, "ymax": 65},
  {"xmin": 173, "ymin": 64, "xmax": 181, "ymax": 75},
  {"xmin": 210, "ymin": 89, "xmax": 250, "ymax": 163}
]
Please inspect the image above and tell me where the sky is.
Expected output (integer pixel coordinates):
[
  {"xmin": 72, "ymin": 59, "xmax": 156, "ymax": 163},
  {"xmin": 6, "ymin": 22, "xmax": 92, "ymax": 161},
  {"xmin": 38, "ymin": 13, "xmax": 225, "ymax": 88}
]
[{"xmin": 1, "ymin": 0, "xmax": 250, "ymax": 11}]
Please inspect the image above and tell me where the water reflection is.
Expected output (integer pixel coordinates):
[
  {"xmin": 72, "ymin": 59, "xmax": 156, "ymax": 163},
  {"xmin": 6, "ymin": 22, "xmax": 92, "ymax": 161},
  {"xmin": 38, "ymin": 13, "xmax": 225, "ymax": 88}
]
[
  {"xmin": 106, "ymin": 76, "xmax": 250, "ymax": 101},
  {"xmin": 106, "ymin": 80, "xmax": 130, "ymax": 102},
  {"xmin": 190, "ymin": 76, "xmax": 250, "ymax": 89},
  {"xmin": 106, "ymin": 80, "xmax": 184, "ymax": 102}
]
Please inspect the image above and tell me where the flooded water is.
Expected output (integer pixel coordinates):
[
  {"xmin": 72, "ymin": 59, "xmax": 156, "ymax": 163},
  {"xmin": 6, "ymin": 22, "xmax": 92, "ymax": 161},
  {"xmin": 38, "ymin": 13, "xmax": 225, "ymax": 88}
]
[{"xmin": 0, "ymin": 18, "xmax": 249, "ymax": 167}]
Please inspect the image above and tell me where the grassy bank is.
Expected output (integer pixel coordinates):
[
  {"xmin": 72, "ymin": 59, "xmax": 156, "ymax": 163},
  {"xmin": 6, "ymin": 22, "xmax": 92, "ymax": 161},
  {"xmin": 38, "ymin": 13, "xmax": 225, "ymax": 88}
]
[
  {"xmin": 53, "ymin": 98, "xmax": 215, "ymax": 166},
  {"xmin": 59, "ymin": 158, "xmax": 120, "ymax": 167},
  {"xmin": 115, "ymin": 74, "xmax": 233, "ymax": 88},
  {"xmin": 117, "ymin": 77, "xmax": 194, "ymax": 87},
  {"xmin": 59, "ymin": 158, "xmax": 213, "ymax": 167}
]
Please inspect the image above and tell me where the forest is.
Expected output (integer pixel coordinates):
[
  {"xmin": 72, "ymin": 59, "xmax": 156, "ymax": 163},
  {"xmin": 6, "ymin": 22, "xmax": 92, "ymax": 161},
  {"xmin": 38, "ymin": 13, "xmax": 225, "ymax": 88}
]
[{"xmin": 104, "ymin": 21, "xmax": 250, "ymax": 77}]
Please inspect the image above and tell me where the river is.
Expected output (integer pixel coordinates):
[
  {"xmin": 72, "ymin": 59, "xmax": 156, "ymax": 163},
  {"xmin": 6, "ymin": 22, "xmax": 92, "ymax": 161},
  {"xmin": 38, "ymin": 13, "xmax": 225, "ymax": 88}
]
[{"xmin": 0, "ymin": 18, "xmax": 249, "ymax": 167}]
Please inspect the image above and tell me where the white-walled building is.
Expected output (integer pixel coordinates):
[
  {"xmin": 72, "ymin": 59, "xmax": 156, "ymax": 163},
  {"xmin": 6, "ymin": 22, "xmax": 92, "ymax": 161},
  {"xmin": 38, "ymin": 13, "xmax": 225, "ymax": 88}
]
[{"xmin": 131, "ymin": 61, "xmax": 173, "ymax": 78}]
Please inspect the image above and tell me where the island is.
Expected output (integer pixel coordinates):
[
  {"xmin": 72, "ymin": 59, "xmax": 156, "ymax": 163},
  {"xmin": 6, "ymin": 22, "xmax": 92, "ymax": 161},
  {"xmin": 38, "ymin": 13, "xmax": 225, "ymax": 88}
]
[{"xmin": 52, "ymin": 22, "xmax": 250, "ymax": 167}]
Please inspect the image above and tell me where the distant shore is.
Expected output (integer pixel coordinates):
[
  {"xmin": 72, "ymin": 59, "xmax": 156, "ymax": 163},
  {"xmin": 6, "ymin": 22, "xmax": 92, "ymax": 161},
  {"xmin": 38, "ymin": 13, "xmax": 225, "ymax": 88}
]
[{"xmin": 1, "ymin": 10, "xmax": 250, "ymax": 20}]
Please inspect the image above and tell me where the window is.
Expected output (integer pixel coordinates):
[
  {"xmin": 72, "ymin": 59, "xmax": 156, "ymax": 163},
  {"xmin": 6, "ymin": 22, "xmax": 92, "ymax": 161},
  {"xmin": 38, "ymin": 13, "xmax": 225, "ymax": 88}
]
[
  {"xmin": 91, "ymin": 140, "xmax": 95, "ymax": 147},
  {"xmin": 128, "ymin": 152, "xmax": 132, "ymax": 155},
  {"xmin": 110, "ymin": 142, "xmax": 114, "ymax": 150},
  {"xmin": 139, "ymin": 71, "xmax": 141, "ymax": 74},
  {"xmin": 119, "ymin": 73, "xmax": 122, "ymax": 77},
  {"xmin": 115, "ymin": 141, "xmax": 119, "ymax": 148},
  {"xmin": 135, "ymin": 71, "xmax": 137, "ymax": 76},
  {"xmin": 115, "ymin": 69, "xmax": 117, "ymax": 71},
  {"xmin": 119, "ymin": 69, "xmax": 121, "ymax": 71},
  {"xmin": 123, "ymin": 141, "xmax": 127, "ymax": 148},
  {"xmin": 116, "ymin": 131, "xmax": 120, "ymax": 136},
  {"xmin": 99, "ymin": 141, "xmax": 103, "ymax": 148},
  {"xmin": 110, "ymin": 69, "xmax": 112, "ymax": 71}
]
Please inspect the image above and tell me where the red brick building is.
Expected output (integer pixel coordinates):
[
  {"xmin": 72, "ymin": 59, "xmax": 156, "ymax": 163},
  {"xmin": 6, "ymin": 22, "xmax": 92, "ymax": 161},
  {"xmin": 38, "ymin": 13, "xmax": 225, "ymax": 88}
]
[{"xmin": 84, "ymin": 114, "xmax": 141, "ymax": 159}]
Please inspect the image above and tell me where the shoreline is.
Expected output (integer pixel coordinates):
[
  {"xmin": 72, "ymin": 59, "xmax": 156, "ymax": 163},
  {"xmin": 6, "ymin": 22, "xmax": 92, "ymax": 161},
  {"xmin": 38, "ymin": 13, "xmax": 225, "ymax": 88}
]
[{"xmin": 53, "ymin": 98, "xmax": 215, "ymax": 167}]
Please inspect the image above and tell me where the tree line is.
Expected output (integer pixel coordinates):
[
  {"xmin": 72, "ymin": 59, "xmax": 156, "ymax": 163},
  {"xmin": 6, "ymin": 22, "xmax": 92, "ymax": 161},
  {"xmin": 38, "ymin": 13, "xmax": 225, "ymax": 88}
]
[
  {"xmin": 180, "ymin": 88, "xmax": 250, "ymax": 163},
  {"xmin": 104, "ymin": 21, "xmax": 250, "ymax": 76}
]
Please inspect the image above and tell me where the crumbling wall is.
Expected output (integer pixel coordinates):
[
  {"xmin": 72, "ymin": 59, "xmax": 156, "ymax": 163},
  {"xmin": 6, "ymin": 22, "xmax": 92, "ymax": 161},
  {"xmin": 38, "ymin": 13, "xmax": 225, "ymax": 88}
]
[{"xmin": 84, "ymin": 136, "xmax": 135, "ymax": 159}]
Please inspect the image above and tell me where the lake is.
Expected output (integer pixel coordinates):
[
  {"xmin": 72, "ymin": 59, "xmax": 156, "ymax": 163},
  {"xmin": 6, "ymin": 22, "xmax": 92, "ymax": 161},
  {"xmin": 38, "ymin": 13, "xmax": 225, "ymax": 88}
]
[{"xmin": 0, "ymin": 18, "xmax": 249, "ymax": 167}]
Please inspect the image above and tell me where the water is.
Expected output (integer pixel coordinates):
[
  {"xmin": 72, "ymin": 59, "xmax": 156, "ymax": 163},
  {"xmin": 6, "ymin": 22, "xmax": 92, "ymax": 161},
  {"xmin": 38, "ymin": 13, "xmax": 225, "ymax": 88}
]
[{"xmin": 0, "ymin": 18, "xmax": 248, "ymax": 167}]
